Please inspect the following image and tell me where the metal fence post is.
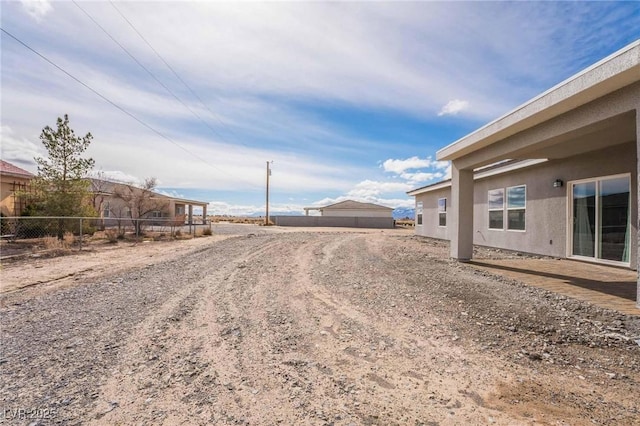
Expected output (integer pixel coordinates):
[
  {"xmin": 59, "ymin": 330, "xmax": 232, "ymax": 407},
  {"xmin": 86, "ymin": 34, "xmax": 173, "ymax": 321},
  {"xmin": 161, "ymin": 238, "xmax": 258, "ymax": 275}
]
[{"xmin": 79, "ymin": 218, "xmax": 83, "ymax": 251}]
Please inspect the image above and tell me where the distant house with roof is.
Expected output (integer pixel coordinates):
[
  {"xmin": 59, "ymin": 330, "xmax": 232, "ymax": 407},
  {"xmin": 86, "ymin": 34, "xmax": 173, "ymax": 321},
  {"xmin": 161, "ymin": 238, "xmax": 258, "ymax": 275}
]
[
  {"xmin": 275, "ymin": 199, "xmax": 395, "ymax": 228},
  {"xmin": 90, "ymin": 178, "xmax": 209, "ymax": 226},
  {"xmin": 0, "ymin": 160, "xmax": 34, "ymax": 216}
]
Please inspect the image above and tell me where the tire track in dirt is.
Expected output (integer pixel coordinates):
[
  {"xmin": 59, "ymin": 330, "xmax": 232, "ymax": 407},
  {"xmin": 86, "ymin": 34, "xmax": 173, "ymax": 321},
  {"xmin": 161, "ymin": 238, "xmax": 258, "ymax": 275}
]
[
  {"xmin": 278, "ymin": 233, "xmax": 514, "ymax": 425},
  {"xmin": 92, "ymin": 234, "xmax": 284, "ymax": 425},
  {"xmin": 4, "ymin": 230, "xmax": 638, "ymax": 425},
  {"xmin": 97, "ymin": 232, "xmax": 518, "ymax": 425}
]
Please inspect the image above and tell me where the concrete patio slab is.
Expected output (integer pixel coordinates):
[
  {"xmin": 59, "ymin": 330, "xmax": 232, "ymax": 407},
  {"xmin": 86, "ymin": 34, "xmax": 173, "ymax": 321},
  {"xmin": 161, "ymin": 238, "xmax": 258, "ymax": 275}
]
[{"xmin": 468, "ymin": 258, "xmax": 639, "ymax": 316}]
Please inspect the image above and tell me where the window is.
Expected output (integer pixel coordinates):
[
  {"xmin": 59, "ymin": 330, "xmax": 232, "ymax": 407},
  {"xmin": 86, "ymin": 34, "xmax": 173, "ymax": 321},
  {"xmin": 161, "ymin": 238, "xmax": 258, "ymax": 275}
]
[
  {"xmin": 438, "ymin": 198, "xmax": 447, "ymax": 227},
  {"xmin": 507, "ymin": 185, "xmax": 526, "ymax": 230},
  {"xmin": 152, "ymin": 211, "xmax": 163, "ymax": 218},
  {"xmin": 416, "ymin": 201, "xmax": 423, "ymax": 226},
  {"xmin": 103, "ymin": 202, "xmax": 110, "ymax": 218},
  {"xmin": 488, "ymin": 188, "xmax": 504, "ymax": 229}
]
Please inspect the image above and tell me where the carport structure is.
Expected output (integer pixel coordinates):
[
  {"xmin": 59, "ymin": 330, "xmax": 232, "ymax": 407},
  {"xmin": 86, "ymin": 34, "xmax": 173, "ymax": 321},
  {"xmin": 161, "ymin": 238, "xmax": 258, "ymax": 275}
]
[{"xmin": 437, "ymin": 40, "xmax": 640, "ymax": 308}]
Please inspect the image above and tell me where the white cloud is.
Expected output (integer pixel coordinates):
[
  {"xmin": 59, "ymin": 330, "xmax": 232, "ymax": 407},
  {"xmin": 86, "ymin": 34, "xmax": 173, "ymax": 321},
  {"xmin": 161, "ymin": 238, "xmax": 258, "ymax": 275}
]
[
  {"xmin": 89, "ymin": 170, "xmax": 144, "ymax": 186},
  {"xmin": 347, "ymin": 180, "xmax": 413, "ymax": 198},
  {"xmin": 3, "ymin": 1, "xmax": 572, "ymax": 127},
  {"xmin": 20, "ymin": 0, "xmax": 52, "ymax": 22},
  {"xmin": 304, "ymin": 180, "xmax": 414, "ymax": 210},
  {"xmin": 2, "ymin": 1, "xmax": 634, "ymax": 214},
  {"xmin": 382, "ymin": 156, "xmax": 432, "ymax": 174},
  {"xmin": 437, "ymin": 99, "xmax": 470, "ymax": 116},
  {"xmin": 382, "ymin": 156, "xmax": 450, "ymax": 175},
  {"xmin": 155, "ymin": 188, "xmax": 186, "ymax": 199},
  {"xmin": 442, "ymin": 163, "xmax": 452, "ymax": 180},
  {"xmin": 381, "ymin": 155, "xmax": 450, "ymax": 185},
  {"xmin": 312, "ymin": 195, "xmax": 414, "ymax": 210},
  {"xmin": 400, "ymin": 172, "xmax": 443, "ymax": 184},
  {"xmin": 433, "ymin": 160, "xmax": 450, "ymax": 170},
  {"xmin": 206, "ymin": 201, "xmax": 307, "ymax": 217},
  {"xmin": 0, "ymin": 125, "xmax": 41, "ymax": 171}
]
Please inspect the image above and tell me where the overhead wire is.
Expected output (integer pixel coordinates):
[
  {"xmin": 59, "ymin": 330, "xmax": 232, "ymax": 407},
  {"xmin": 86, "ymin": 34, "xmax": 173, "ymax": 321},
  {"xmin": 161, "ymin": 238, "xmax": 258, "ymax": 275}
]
[
  {"xmin": 71, "ymin": 0, "xmax": 234, "ymax": 147},
  {"xmin": 0, "ymin": 27, "xmax": 262, "ymax": 190},
  {"xmin": 108, "ymin": 0, "xmax": 249, "ymax": 148}
]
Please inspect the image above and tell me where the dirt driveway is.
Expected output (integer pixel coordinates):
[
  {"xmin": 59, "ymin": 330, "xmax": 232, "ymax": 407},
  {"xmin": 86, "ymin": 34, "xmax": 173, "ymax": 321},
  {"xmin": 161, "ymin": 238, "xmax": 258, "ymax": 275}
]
[{"xmin": 1, "ymin": 226, "xmax": 639, "ymax": 425}]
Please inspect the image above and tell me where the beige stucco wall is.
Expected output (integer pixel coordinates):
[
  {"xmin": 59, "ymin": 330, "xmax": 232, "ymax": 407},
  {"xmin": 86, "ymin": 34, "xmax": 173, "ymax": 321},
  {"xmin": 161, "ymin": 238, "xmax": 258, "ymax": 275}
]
[
  {"xmin": 0, "ymin": 176, "xmax": 31, "ymax": 216},
  {"xmin": 415, "ymin": 187, "xmax": 450, "ymax": 241},
  {"xmin": 413, "ymin": 141, "xmax": 637, "ymax": 268},
  {"xmin": 322, "ymin": 209, "xmax": 392, "ymax": 218}
]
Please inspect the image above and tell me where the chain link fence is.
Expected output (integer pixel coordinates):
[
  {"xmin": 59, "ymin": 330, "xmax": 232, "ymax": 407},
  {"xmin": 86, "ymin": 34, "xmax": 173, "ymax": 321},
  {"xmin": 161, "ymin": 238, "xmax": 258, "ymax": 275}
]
[{"xmin": 0, "ymin": 216, "xmax": 212, "ymax": 255}]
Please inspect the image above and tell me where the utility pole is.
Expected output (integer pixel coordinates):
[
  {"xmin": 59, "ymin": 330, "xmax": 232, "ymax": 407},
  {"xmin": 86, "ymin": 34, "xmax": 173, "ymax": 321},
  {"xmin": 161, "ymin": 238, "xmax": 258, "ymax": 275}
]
[{"xmin": 265, "ymin": 161, "xmax": 272, "ymax": 226}]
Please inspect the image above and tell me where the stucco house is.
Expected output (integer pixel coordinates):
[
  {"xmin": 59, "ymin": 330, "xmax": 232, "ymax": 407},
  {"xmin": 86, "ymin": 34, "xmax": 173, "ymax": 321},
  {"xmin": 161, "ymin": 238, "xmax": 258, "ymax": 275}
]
[
  {"xmin": 90, "ymin": 179, "xmax": 208, "ymax": 226},
  {"xmin": 0, "ymin": 160, "xmax": 34, "ymax": 216},
  {"xmin": 408, "ymin": 40, "xmax": 640, "ymax": 307}
]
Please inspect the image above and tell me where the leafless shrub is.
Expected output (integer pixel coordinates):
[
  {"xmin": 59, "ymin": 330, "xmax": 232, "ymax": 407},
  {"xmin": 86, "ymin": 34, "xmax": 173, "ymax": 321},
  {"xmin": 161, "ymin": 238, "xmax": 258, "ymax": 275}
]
[
  {"xmin": 105, "ymin": 228, "xmax": 118, "ymax": 243},
  {"xmin": 63, "ymin": 232, "xmax": 75, "ymax": 247},
  {"xmin": 42, "ymin": 236, "xmax": 62, "ymax": 250}
]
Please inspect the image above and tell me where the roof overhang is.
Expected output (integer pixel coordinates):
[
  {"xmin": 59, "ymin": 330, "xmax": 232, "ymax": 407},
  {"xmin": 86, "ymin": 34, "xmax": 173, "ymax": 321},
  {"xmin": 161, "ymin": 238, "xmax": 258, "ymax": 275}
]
[
  {"xmin": 407, "ymin": 158, "xmax": 549, "ymax": 197},
  {"xmin": 0, "ymin": 171, "xmax": 34, "ymax": 180},
  {"xmin": 437, "ymin": 40, "xmax": 640, "ymax": 162},
  {"xmin": 151, "ymin": 196, "xmax": 208, "ymax": 206}
]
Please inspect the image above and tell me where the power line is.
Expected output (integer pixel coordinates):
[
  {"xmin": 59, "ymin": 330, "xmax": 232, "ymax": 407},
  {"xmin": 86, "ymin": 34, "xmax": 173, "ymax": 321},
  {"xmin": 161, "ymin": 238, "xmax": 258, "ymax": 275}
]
[
  {"xmin": 108, "ymin": 0, "xmax": 246, "ymax": 147},
  {"xmin": 0, "ymin": 27, "xmax": 262, "ymax": 190},
  {"xmin": 72, "ymin": 0, "xmax": 232, "ymax": 146}
]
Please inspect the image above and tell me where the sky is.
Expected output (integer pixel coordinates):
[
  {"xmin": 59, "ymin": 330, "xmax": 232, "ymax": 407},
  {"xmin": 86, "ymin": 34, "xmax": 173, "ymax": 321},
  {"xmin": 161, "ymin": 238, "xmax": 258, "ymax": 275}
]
[{"xmin": 2, "ymin": 1, "xmax": 639, "ymax": 216}]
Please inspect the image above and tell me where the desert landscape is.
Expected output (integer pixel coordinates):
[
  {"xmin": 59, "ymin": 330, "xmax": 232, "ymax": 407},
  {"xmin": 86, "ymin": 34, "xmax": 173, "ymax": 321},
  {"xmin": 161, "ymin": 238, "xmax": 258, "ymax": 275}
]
[{"xmin": 1, "ymin": 224, "xmax": 639, "ymax": 425}]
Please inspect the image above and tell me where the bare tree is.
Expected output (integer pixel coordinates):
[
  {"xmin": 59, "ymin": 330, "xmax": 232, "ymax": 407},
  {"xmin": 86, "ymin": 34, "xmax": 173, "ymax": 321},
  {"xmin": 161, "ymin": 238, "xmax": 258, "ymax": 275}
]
[
  {"xmin": 113, "ymin": 178, "xmax": 168, "ymax": 236},
  {"xmin": 90, "ymin": 171, "xmax": 111, "ymax": 230}
]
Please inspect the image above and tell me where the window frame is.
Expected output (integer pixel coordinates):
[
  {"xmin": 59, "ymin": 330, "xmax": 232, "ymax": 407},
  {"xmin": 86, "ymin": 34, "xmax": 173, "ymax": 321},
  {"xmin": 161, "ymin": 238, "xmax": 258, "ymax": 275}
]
[
  {"xmin": 437, "ymin": 198, "xmax": 447, "ymax": 227},
  {"xmin": 488, "ymin": 188, "xmax": 505, "ymax": 230},
  {"xmin": 506, "ymin": 185, "xmax": 526, "ymax": 231}
]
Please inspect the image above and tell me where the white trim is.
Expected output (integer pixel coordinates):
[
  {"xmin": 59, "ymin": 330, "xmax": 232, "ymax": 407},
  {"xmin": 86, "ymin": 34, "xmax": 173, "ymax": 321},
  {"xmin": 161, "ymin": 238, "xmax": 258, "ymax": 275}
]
[
  {"xmin": 506, "ymin": 184, "xmax": 527, "ymax": 232},
  {"xmin": 488, "ymin": 188, "xmax": 505, "ymax": 230},
  {"xmin": 408, "ymin": 180, "xmax": 451, "ymax": 196},
  {"xmin": 438, "ymin": 197, "xmax": 447, "ymax": 228},
  {"xmin": 415, "ymin": 201, "xmax": 424, "ymax": 227},
  {"xmin": 567, "ymin": 173, "xmax": 632, "ymax": 267},
  {"xmin": 475, "ymin": 159, "xmax": 548, "ymax": 180}
]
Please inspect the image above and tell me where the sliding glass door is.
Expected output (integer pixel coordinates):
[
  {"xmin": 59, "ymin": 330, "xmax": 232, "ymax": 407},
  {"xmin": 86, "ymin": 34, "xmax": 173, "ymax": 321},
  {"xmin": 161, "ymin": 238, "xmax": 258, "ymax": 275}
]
[
  {"xmin": 572, "ymin": 182, "xmax": 596, "ymax": 257},
  {"xmin": 571, "ymin": 175, "xmax": 630, "ymax": 264}
]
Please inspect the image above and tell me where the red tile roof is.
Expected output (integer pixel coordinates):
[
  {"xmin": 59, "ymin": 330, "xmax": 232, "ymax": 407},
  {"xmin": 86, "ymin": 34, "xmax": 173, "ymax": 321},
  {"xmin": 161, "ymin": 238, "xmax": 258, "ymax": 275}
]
[{"xmin": 0, "ymin": 160, "xmax": 35, "ymax": 178}]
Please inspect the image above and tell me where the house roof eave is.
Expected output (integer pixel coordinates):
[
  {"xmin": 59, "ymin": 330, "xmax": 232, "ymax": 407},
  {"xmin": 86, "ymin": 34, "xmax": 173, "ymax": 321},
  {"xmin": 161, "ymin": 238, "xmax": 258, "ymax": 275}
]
[{"xmin": 437, "ymin": 40, "xmax": 640, "ymax": 162}]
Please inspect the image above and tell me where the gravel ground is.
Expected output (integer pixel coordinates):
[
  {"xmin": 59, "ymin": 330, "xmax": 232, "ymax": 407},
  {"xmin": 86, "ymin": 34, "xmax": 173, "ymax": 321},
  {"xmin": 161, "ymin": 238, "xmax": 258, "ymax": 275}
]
[{"xmin": 1, "ymin": 228, "xmax": 639, "ymax": 425}]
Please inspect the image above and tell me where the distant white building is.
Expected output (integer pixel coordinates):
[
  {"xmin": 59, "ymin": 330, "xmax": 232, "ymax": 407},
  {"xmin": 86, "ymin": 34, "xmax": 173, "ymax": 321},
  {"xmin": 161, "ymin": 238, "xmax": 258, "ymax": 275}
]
[
  {"xmin": 275, "ymin": 200, "xmax": 395, "ymax": 228},
  {"xmin": 305, "ymin": 200, "xmax": 393, "ymax": 218}
]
